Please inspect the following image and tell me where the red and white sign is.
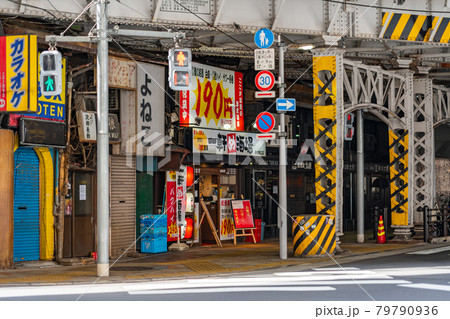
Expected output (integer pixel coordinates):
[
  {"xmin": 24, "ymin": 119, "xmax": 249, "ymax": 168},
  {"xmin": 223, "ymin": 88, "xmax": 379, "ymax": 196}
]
[
  {"xmin": 166, "ymin": 171, "xmax": 177, "ymax": 241},
  {"xmin": 231, "ymin": 200, "xmax": 255, "ymax": 229},
  {"xmin": 179, "ymin": 62, "xmax": 244, "ymax": 131},
  {"xmin": 255, "ymin": 91, "xmax": 276, "ymax": 99},
  {"xmin": 256, "ymin": 133, "xmax": 276, "ymax": 140},
  {"xmin": 255, "ymin": 70, "xmax": 275, "ymax": 91},
  {"xmin": 255, "ymin": 112, "xmax": 276, "ymax": 133},
  {"xmin": 227, "ymin": 133, "xmax": 237, "ymax": 154}
]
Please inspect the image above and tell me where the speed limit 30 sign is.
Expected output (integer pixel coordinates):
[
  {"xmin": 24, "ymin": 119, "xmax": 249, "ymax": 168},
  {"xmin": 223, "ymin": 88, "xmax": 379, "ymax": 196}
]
[{"xmin": 255, "ymin": 70, "xmax": 275, "ymax": 91}]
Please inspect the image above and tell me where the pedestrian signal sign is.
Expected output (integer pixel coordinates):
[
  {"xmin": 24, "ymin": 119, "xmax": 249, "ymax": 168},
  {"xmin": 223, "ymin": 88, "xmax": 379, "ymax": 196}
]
[
  {"xmin": 168, "ymin": 48, "xmax": 192, "ymax": 91},
  {"xmin": 39, "ymin": 50, "xmax": 62, "ymax": 96}
]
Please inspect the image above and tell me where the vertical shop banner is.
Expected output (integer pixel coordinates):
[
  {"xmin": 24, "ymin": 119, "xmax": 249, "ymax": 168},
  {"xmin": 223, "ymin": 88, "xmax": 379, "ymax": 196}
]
[
  {"xmin": 176, "ymin": 166, "xmax": 187, "ymax": 227},
  {"xmin": 136, "ymin": 62, "xmax": 165, "ymax": 156},
  {"xmin": 220, "ymin": 198, "xmax": 234, "ymax": 240},
  {"xmin": 0, "ymin": 35, "xmax": 38, "ymax": 113},
  {"xmin": 179, "ymin": 62, "xmax": 243, "ymax": 131},
  {"xmin": 166, "ymin": 171, "xmax": 178, "ymax": 241}
]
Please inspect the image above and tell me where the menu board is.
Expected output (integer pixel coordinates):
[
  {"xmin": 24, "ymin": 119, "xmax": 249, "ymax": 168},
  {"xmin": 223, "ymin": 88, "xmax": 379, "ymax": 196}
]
[{"xmin": 230, "ymin": 200, "xmax": 254, "ymax": 229}]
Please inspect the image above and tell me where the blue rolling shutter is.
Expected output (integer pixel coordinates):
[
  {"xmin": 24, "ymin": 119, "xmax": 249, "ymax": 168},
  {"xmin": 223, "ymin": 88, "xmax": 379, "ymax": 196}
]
[{"xmin": 13, "ymin": 148, "xmax": 40, "ymax": 262}]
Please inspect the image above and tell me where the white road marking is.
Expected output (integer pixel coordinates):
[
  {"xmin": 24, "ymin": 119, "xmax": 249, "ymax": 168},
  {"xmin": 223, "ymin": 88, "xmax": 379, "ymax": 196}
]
[
  {"xmin": 407, "ymin": 246, "xmax": 450, "ymax": 255},
  {"xmin": 372, "ymin": 266, "xmax": 450, "ymax": 277},
  {"xmin": 127, "ymin": 286, "xmax": 335, "ymax": 295},
  {"xmin": 312, "ymin": 267, "xmax": 359, "ymax": 271},
  {"xmin": 398, "ymin": 283, "xmax": 450, "ymax": 292}
]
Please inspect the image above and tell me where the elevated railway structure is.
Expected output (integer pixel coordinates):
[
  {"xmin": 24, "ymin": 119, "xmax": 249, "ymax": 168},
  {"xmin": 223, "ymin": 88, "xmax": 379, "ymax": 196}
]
[{"xmin": 3, "ymin": 0, "xmax": 450, "ymax": 240}]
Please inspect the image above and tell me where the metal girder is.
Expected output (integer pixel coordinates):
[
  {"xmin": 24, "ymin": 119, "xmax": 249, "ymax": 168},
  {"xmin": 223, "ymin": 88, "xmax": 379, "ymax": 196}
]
[
  {"xmin": 412, "ymin": 78, "xmax": 434, "ymax": 224},
  {"xmin": 432, "ymin": 85, "xmax": 450, "ymax": 128},
  {"xmin": 340, "ymin": 58, "xmax": 415, "ymax": 238}
]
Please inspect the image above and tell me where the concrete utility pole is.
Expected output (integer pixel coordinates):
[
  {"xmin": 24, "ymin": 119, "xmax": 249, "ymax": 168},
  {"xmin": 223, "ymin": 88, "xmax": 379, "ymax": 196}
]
[
  {"xmin": 356, "ymin": 110, "xmax": 364, "ymax": 244},
  {"xmin": 96, "ymin": 0, "xmax": 110, "ymax": 277},
  {"xmin": 278, "ymin": 35, "xmax": 287, "ymax": 260}
]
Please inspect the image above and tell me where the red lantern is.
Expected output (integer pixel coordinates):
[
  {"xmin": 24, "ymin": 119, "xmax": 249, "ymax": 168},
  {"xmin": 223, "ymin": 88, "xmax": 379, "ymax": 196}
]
[{"xmin": 186, "ymin": 166, "xmax": 194, "ymax": 187}]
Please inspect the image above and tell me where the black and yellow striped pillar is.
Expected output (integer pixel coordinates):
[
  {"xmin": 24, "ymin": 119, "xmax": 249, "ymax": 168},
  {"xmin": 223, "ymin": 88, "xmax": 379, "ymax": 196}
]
[{"xmin": 292, "ymin": 215, "xmax": 336, "ymax": 257}]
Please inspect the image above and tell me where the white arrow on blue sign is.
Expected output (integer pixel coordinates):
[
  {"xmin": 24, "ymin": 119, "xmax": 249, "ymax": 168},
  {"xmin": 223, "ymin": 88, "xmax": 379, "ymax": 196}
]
[
  {"xmin": 276, "ymin": 98, "xmax": 296, "ymax": 111},
  {"xmin": 254, "ymin": 28, "xmax": 274, "ymax": 49}
]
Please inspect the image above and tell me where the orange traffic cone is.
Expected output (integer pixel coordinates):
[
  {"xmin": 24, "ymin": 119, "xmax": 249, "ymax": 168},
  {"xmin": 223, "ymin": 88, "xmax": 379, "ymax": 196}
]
[{"xmin": 377, "ymin": 215, "xmax": 386, "ymax": 244}]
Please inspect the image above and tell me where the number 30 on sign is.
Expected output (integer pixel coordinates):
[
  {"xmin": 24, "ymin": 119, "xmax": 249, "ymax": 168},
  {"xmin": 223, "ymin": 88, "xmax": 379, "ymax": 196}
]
[{"xmin": 255, "ymin": 70, "xmax": 275, "ymax": 91}]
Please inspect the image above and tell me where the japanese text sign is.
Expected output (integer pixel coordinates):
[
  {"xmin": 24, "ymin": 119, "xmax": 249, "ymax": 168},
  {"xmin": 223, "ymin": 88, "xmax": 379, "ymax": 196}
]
[
  {"xmin": 179, "ymin": 62, "xmax": 244, "ymax": 131},
  {"xmin": 192, "ymin": 127, "xmax": 266, "ymax": 156},
  {"xmin": 0, "ymin": 35, "xmax": 38, "ymax": 113},
  {"xmin": 166, "ymin": 171, "xmax": 178, "ymax": 241},
  {"xmin": 136, "ymin": 62, "xmax": 165, "ymax": 157},
  {"xmin": 231, "ymin": 200, "xmax": 254, "ymax": 229}
]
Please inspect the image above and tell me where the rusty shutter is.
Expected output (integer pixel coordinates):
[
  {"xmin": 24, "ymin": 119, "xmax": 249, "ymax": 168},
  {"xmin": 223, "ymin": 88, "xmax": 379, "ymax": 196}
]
[{"xmin": 110, "ymin": 155, "xmax": 136, "ymax": 258}]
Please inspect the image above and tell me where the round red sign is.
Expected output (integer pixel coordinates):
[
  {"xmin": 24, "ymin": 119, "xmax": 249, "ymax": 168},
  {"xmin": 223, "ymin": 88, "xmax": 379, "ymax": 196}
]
[{"xmin": 255, "ymin": 70, "xmax": 275, "ymax": 91}]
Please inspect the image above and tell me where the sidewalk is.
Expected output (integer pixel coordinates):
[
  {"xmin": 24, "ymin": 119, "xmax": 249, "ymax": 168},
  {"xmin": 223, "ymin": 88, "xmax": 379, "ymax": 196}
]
[{"xmin": 0, "ymin": 236, "xmax": 433, "ymax": 287}]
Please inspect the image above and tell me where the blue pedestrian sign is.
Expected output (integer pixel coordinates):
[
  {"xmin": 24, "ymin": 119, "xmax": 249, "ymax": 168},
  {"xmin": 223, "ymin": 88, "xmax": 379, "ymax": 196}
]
[
  {"xmin": 255, "ymin": 28, "xmax": 274, "ymax": 49},
  {"xmin": 276, "ymin": 98, "xmax": 296, "ymax": 111}
]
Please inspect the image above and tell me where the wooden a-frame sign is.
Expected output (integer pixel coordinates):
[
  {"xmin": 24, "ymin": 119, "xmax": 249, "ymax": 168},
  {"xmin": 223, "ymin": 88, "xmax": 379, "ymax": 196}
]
[{"xmin": 231, "ymin": 199, "xmax": 256, "ymax": 244}]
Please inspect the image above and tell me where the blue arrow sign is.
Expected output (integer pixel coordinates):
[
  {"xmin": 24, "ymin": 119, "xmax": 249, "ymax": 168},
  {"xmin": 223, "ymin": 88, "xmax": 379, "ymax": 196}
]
[
  {"xmin": 254, "ymin": 28, "xmax": 274, "ymax": 49},
  {"xmin": 276, "ymin": 98, "xmax": 296, "ymax": 111}
]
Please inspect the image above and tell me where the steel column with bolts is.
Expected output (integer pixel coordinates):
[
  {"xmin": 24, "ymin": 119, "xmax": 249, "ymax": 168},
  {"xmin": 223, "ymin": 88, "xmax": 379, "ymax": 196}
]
[
  {"xmin": 356, "ymin": 110, "xmax": 364, "ymax": 243},
  {"xmin": 278, "ymin": 35, "xmax": 287, "ymax": 260},
  {"xmin": 96, "ymin": 0, "xmax": 110, "ymax": 277}
]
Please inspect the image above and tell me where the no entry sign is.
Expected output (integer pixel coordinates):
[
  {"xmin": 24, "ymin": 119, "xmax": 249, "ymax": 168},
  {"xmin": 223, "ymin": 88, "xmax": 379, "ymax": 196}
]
[
  {"xmin": 255, "ymin": 112, "xmax": 275, "ymax": 133},
  {"xmin": 255, "ymin": 70, "xmax": 275, "ymax": 91}
]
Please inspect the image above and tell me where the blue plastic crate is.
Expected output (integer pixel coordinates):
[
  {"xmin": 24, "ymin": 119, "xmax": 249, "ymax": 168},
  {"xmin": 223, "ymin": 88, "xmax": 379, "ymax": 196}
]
[
  {"xmin": 140, "ymin": 226, "xmax": 167, "ymax": 236},
  {"xmin": 140, "ymin": 214, "xmax": 167, "ymax": 228},
  {"xmin": 141, "ymin": 237, "xmax": 167, "ymax": 254}
]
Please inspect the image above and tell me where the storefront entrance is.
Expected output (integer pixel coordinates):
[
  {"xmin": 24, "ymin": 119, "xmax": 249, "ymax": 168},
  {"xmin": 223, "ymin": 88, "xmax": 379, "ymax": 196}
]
[{"xmin": 63, "ymin": 171, "xmax": 95, "ymax": 258}]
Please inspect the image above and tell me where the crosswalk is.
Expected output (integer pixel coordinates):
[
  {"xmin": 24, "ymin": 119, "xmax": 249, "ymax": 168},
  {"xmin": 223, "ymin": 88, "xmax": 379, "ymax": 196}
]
[{"xmin": 125, "ymin": 267, "xmax": 410, "ymax": 296}]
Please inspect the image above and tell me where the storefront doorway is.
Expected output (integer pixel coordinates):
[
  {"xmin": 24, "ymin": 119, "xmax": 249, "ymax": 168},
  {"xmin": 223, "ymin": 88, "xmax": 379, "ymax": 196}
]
[{"xmin": 63, "ymin": 171, "xmax": 95, "ymax": 258}]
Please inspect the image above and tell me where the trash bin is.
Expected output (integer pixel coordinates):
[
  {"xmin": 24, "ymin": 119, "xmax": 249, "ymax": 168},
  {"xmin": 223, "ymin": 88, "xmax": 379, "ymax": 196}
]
[{"xmin": 292, "ymin": 215, "xmax": 336, "ymax": 257}]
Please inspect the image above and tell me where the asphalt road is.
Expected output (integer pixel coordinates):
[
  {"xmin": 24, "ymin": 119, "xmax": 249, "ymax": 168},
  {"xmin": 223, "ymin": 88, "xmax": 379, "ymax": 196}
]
[{"xmin": 1, "ymin": 246, "xmax": 450, "ymax": 301}]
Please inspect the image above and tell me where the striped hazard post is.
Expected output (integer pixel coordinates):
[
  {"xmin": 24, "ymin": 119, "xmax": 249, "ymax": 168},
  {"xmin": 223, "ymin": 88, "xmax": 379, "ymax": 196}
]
[{"xmin": 292, "ymin": 215, "xmax": 336, "ymax": 257}]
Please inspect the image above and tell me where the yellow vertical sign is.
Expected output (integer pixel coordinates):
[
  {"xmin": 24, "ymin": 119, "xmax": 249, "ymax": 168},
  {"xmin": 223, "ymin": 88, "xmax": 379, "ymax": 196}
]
[{"xmin": 3, "ymin": 35, "xmax": 38, "ymax": 112}]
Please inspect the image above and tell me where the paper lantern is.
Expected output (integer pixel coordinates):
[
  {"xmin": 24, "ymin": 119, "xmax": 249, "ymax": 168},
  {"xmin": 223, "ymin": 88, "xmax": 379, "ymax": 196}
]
[{"xmin": 186, "ymin": 166, "xmax": 194, "ymax": 187}]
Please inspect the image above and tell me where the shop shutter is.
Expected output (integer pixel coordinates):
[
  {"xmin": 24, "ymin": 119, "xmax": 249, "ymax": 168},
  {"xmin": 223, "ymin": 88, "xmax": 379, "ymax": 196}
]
[
  {"xmin": 13, "ymin": 148, "xmax": 40, "ymax": 262},
  {"xmin": 110, "ymin": 155, "xmax": 136, "ymax": 258}
]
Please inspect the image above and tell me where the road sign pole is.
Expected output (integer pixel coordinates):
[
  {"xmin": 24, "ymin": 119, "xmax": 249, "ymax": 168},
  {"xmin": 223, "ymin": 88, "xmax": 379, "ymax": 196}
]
[
  {"xmin": 97, "ymin": 0, "xmax": 110, "ymax": 277},
  {"xmin": 278, "ymin": 35, "xmax": 287, "ymax": 260}
]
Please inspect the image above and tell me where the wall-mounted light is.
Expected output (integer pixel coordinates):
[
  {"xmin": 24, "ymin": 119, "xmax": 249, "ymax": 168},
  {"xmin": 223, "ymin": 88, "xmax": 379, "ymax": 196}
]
[
  {"xmin": 223, "ymin": 123, "xmax": 231, "ymax": 129},
  {"xmin": 298, "ymin": 44, "xmax": 314, "ymax": 51}
]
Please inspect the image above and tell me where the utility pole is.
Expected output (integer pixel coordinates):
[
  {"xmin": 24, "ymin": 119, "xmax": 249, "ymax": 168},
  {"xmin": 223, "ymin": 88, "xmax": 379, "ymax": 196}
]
[
  {"xmin": 278, "ymin": 35, "xmax": 287, "ymax": 260},
  {"xmin": 96, "ymin": 0, "xmax": 110, "ymax": 277},
  {"xmin": 44, "ymin": 2, "xmax": 184, "ymax": 277},
  {"xmin": 356, "ymin": 110, "xmax": 364, "ymax": 244}
]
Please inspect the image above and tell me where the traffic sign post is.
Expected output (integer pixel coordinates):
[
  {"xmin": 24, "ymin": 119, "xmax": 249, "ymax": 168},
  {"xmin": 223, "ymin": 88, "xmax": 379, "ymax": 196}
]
[
  {"xmin": 254, "ymin": 28, "xmax": 274, "ymax": 49},
  {"xmin": 254, "ymin": 48, "xmax": 275, "ymax": 70},
  {"xmin": 255, "ymin": 91, "xmax": 275, "ymax": 98},
  {"xmin": 256, "ymin": 133, "xmax": 276, "ymax": 140},
  {"xmin": 276, "ymin": 98, "xmax": 296, "ymax": 111},
  {"xmin": 255, "ymin": 112, "xmax": 275, "ymax": 133},
  {"xmin": 255, "ymin": 70, "xmax": 275, "ymax": 91}
]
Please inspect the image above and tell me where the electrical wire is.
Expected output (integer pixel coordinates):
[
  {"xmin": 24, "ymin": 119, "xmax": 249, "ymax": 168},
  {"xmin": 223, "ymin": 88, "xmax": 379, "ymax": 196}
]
[
  {"xmin": 60, "ymin": 0, "xmax": 96, "ymax": 36},
  {"xmin": 172, "ymin": 0, "xmax": 254, "ymax": 50},
  {"xmin": 323, "ymin": 0, "xmax": 450, "ymax": 14}
]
